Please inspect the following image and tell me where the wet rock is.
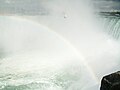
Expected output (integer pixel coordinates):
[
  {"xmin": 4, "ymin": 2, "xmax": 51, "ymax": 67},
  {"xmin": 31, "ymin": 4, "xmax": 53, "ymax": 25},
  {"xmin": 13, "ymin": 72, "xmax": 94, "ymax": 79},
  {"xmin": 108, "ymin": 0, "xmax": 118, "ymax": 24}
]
[{"xmin": 100, "ymin": 71, "xmax": 120, "ymax": 90}]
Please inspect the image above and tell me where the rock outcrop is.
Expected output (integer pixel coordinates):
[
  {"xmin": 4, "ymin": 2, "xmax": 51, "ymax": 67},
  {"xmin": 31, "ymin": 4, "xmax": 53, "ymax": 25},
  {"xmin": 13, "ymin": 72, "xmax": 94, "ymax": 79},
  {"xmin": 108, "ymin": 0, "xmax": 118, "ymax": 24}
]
[{"xmin": 100, "ymin": 71, "xmax": 120, "ymax": 90}]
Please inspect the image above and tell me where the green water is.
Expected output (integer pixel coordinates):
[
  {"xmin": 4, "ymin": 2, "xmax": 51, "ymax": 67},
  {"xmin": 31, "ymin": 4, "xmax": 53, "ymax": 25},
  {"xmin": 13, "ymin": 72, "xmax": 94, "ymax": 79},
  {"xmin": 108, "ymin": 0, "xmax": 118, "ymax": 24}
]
[{"xmin": 100, "ymin": 15, "xmax": 120, "ymax": 39}]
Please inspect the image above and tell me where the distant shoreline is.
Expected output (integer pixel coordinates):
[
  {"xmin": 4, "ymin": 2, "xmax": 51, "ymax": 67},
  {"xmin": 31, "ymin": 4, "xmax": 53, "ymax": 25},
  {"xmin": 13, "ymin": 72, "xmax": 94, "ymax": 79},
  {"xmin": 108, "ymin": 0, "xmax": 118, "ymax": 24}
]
[{"xmin": 99, "ymin": 11, "xmax": 120, "ymax": 17}]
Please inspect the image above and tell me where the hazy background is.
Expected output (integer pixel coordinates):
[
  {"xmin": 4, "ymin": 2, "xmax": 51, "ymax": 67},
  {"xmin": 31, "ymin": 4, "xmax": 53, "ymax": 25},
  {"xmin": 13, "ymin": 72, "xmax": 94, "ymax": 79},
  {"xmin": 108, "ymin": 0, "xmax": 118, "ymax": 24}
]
[{"xmin": 0, "ymin": 0, "xmax": 119, "ymax": 15}]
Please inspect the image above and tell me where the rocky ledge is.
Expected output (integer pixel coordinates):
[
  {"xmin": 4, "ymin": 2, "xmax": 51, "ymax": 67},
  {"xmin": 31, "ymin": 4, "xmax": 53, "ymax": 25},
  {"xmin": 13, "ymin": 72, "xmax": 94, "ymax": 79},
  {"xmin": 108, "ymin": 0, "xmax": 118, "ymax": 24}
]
[{"xmin": 100, "ymin": 71, "xmax": 120, "ymax": 90}]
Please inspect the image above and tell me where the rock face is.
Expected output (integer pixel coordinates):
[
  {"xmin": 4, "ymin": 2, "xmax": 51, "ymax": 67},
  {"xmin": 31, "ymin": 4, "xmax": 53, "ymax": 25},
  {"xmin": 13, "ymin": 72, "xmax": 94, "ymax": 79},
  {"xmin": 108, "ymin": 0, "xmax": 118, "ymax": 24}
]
[{"xmin": 100, "ymin": 71, "xmax": 120, "ymax": 90}]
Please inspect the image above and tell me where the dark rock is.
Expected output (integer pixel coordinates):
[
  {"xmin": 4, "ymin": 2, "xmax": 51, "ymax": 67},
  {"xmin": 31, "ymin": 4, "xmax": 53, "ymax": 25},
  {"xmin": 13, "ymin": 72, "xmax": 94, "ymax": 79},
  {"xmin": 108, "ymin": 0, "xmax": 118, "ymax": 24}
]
[
  {"xmin": 100, "ymin": 12, "xmax": 120, "ymax": 17},
  {"xmin": 100, "ymin": 71, "xmax": 120, "ymax": 90}
]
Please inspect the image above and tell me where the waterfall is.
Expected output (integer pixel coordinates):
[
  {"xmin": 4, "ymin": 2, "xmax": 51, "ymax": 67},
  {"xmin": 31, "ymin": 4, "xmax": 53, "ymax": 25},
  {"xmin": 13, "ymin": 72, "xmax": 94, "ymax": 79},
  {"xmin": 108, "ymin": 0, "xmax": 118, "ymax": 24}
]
[
  {"xmin": 101, "ymin": 16, "xmax": 120, "ymax": 39},
  {"xmin": 0, "ymin": 0, "xmax": 119, "ymax": 90}
]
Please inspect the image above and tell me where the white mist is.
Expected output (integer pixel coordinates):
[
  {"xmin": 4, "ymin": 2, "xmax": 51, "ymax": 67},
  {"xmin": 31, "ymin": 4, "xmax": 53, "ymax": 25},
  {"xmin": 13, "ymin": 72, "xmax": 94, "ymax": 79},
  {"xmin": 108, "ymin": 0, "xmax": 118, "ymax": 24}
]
[{"xmin": 24, "ymin": 0, "xmax": 120, "ymax": 80}]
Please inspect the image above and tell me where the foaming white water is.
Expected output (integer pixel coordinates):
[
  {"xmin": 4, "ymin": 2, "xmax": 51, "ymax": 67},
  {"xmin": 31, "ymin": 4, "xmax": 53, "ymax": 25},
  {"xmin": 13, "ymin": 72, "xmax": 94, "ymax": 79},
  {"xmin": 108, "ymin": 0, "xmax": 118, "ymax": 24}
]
[{"xmin": 0, "ymin": 17, "xmax": 98, "ymax": 90}]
